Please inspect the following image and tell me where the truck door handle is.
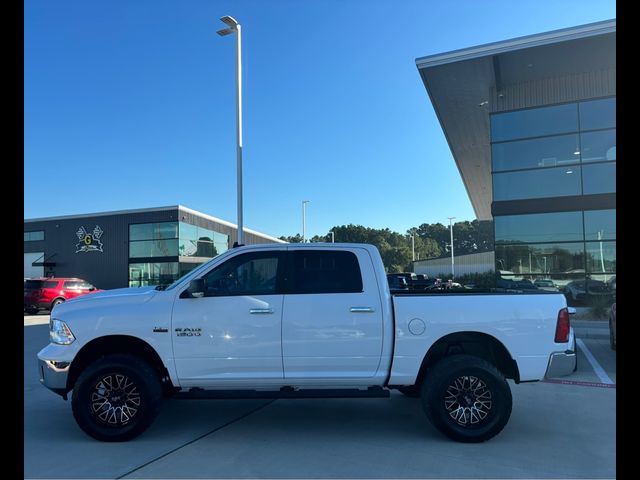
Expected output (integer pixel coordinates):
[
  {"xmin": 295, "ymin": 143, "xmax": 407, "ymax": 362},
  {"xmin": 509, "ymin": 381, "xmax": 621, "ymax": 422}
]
[
  {"xmin": 350, "ymin": 307, "xmax": 375, "ymax": 313},
  {"xmin": 250, "ymin": 308, "xmax": 274, "ymax": 314}
]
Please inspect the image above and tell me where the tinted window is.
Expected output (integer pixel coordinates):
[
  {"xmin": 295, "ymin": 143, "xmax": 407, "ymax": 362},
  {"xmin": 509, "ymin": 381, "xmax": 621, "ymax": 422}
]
[
  {"xmin": 129, "ymin": 222, "xmax": 178, "ymax": 241},
  {"xmin": 24, "ymin": 231, "xmax": 45, "ymax": 242},
  {"xmin": 585, "ymin": 241, "xmax": 616, "ymax": 273},
  {"xmin": 44, "ymin": 281, "xmax": 58, "ymax": 289},
  {"xmin": 493, "ymin": 166, "xmax": 581, "ymax": 201},
  {"xmin": 178, "ymin": 223, "xmax": 227, "ymax": 258},
  {"xmin": 584, "ymin": 210, "xmax": 616, "ymax": 241},
  {"xmin": 291, "ymin": 250, "xmax": 362, "ymax": 294},
  {"xmin": 580, "ymin": 130, "xmax": 616, "ymax": 163},
  {"xmin": 579, "ymin": 97, "xmax": 616, "ymax": 131},
  {"xmin": 582, "ymin": 163, "xmax": 616, "ymax": 194},
  {"xmin": 492, "ymin": 134, "xmax": 579, "ymax": 172},
  {"xmin": 25, "ymin": 280, "xmax": 46, "ymax": 289},
  {"xmin": 496, "ymin": 243, "xmax": 585, "ymax": 275},
  {"xmin": 129, "ymin": 239, "xmax": 179, "ymax": 258},
  {"xmin": 491, "ymin": 103, "xmax": 578, "ymax": 142},
  {"xmin": 495, "ymin": 212, "xmax": 583, "ymax": 244},
  {"xmin": 64, "ymin": 281, "xmax": 94, "ymax": 289},
  {"xmin": 202, "ymin": 252, "xmax": 281, "ymax": 296},
  {"xmin": 129, "ymin": 262, "xmax": 179, "ymax": 287}
]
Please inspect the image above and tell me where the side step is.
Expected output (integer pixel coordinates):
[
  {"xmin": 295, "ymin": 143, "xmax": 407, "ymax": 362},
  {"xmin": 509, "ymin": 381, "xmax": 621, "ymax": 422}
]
[{"xmin": 174, "ymin": 386, "xmax": 390, "ymax": 400}]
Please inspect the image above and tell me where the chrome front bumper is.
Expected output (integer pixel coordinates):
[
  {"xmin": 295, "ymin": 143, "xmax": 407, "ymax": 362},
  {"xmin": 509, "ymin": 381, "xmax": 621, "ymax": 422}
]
[{"xmin": 38, "ymin": 358, "xmax": 70, "ymax": 398}]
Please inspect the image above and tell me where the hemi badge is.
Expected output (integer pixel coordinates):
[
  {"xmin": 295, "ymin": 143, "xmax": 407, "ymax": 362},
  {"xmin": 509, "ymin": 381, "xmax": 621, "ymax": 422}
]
[{"xmin": 153, "ymin": 327, "xmax": 168, "ymax": 333}]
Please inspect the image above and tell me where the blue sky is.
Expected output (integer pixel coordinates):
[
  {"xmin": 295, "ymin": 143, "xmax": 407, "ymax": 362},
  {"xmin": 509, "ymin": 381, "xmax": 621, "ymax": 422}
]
[{"xmin": 24, "ymin": 0, "xmax": 615, "ymax": 239}]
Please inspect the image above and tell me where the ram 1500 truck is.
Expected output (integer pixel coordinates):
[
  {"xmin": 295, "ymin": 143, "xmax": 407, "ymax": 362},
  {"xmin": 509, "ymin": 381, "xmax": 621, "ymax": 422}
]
[{"xmin": 38, "ymin": 243, "xmax": 576, "ymax": 443}]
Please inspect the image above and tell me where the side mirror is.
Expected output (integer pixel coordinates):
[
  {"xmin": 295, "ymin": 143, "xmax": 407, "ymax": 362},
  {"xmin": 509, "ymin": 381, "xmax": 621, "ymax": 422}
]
[{"xmin": 187, "ymin": 279, "xmax": 205, "ymax": 298}]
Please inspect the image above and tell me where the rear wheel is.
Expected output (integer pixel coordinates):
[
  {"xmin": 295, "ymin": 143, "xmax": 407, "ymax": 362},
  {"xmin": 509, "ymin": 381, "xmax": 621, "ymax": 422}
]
[
  {"xmin": 72, "ymin": 354, "xmax": 163, "ymax": 441},
  {"xmin": 51, "ymin": 298, "xmax": 65, "ymax": 309},
  {"xmin": 421, "ymin": 354, "xmax": 512, "ymax": 443}
]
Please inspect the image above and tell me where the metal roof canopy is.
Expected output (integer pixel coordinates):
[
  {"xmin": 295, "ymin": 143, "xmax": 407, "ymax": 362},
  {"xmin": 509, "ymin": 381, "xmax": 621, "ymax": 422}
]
[{"xmin": 416, "ymin": 19, "xmax": 616, "ymax": 220}]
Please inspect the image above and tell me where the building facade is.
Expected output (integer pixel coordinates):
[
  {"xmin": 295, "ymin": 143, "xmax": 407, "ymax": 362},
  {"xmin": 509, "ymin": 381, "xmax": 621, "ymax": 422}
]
[
  {"xmin": 416, "ymin": 20, "xmax": 615, "ymax": 304},
  {"xmin": 24, "ymin": 205, "xmax": 285, "ymax": 289}
]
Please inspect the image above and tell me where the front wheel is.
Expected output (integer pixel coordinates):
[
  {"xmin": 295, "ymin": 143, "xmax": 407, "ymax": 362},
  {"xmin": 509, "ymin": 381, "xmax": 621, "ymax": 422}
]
[
  {"xmin": 421, "ymin": 354, "xmax": 512, "ymax": 443},
  {"xmin": 71, "ymin": 354, "xmax": 163, "ymax": 441}
]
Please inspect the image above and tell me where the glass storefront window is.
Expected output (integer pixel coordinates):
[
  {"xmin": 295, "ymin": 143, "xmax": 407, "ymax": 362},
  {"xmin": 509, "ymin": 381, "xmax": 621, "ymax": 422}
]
[
  {"xmin": 492, "ymin": 134, "xmax": 579, "ymax": 172},
  {"xmin": 178, "ymin": 222, "xmax": 229, "ymax": 258},
  {"xmin": 582, "ymin": 163, "xmax": 616, "ymax": 194},
  {"xmin": 24, "ymin": 231, "xmax": 45, "ymax": 241},
  {"xmin": 585, "ymin": 241, "xmax": 616, "ymax": 273},
  {"xmin": 128, "ymin": 262, "xmax": 179, "ymax": 287},
  {"xmin": 491, "ymin": 103, "xmax": 578, "ymax": 142},
  {"xmin": 579, "ymin": 97, "xmax": 616, "ymax": 131},
  {"xmin": 129, "ymin": 239, "xmax": 178, "ymax": 258},
  {"xmin": 130, "ymin": 222, "xmax": 178, "ymax": 241},
  {"xmin": 584, "ymin": 210, "xmax": 616, "ymax": 241},
  {"xmin": 580, "ymin": 129, "xmax": 616, "ymax": 163},
  {"xmin": 495, "ymin": 212, "xmax": 583, "ymax": 244},
  {"xmin": 496, "ymin": 243, "xmax": 585, "ymax": 276},
  {"xmin": 493, "ymin": 166, "xmax": 582, "ymax": 201}
]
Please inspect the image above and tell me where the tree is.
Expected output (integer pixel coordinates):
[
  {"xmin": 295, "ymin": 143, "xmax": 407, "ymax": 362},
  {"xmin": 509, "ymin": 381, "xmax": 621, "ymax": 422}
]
[{"xmin": 279, "ymin": 219, "xmax": 495, "ymax": 273}]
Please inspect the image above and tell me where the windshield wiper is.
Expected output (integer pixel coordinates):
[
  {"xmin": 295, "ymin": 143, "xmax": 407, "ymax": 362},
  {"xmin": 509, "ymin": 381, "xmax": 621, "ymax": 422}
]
[{"xmin": 155, "ymin": 284, "xmax": 168, "ymax": 291}]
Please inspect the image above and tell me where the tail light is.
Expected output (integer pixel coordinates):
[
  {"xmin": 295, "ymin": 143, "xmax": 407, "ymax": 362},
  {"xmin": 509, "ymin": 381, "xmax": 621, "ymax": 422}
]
[{"xmin": 555, "ymin": 308, "xmax": 570, "ymax": 343}]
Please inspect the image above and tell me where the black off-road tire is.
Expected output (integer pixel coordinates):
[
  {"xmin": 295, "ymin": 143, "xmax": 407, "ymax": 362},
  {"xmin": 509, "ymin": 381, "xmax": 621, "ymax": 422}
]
[
  {"xmin": 398, "ymin": 385, "xmax": 421, "ymax": 398},
  {"xmin": 71, "ymin": 354, "xmax": 163, "ymax": 442},
  {"xmin": 421, "ymin": 354, "xmax": 512, "ymax": 443}
]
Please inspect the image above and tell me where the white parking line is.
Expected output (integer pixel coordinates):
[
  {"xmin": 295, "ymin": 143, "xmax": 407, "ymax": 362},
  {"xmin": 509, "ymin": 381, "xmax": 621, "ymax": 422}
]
[{"xmin": 576, "ymin": 338, "xmax": 614, "ymax": 385}]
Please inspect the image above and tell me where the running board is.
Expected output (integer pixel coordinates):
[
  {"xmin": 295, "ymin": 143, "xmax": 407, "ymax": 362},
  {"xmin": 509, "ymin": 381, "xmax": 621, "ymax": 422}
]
[{"xmin": 174, "ymin": 386, "xmax": 390, "ymax": 400}]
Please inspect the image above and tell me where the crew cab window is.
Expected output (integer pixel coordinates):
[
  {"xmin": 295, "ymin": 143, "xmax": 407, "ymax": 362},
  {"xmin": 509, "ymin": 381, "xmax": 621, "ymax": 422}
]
[
  {"xmin": 201, "ymin": 252, "xmax": 283, "ymax": 296},
  {"xmin": 290, "ymin": 250, "xmax": 363, "ymax": 294}
]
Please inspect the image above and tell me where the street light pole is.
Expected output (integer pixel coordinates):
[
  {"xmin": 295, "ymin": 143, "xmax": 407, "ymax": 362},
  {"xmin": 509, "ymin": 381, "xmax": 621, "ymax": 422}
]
[
  {"xmin": 411, "ymin": 234, "xmax": 415, "ymax": 262},
  {"xmin": 302, "ymin": 200, "xmax": 310, "ymax": 243},
  {"xmin": 217, "ymin": 16, "xmax": 244, "ymax": 246},
  {"xmin": 447, "ymin": 217, "xmax": 456, "ymax": 278},
  {"xmin": 330, "ymin": 231, "xmax": 335, "ymax": 243}
]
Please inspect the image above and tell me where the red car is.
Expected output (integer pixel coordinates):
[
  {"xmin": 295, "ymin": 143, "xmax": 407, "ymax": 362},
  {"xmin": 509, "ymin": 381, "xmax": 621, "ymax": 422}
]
[{"xmin": 24, "ymin": 278, "xmax": 101, "ymax": 314}]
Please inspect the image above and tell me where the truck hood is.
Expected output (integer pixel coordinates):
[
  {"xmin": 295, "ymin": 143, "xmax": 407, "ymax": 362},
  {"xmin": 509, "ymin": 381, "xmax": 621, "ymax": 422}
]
[{"xmin": 52, "ymin": 286, "xmax": 158, "ymax": 315}]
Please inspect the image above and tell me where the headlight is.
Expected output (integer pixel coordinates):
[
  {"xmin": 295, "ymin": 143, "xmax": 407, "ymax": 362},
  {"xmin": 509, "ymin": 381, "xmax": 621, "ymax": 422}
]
[{"xmin": 50, "ymin": 319, "xmax": 75, "ymax": 345}]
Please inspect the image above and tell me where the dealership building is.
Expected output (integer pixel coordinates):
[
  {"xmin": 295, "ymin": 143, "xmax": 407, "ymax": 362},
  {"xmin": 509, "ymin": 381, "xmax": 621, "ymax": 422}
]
[
  {"xmin": 415, "ymin": 19, "xmax": 616, "ymax": 294},
  {"xmin": 24, "ymin": 205, "xmax": 285, "ymax": 289}
]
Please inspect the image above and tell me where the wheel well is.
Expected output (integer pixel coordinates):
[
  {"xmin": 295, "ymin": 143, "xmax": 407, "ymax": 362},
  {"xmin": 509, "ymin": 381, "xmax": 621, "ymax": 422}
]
[
  {"xmin": 413, "ymin": 332, "xmax": 520, "ymax": 388},
  {"xmin": 66, "ymin": 335, "xmax": 176, "ymax": 396}
]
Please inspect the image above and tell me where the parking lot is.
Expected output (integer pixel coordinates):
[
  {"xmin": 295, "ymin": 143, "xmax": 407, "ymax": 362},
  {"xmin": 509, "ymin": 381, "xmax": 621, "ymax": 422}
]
[{"xmin": 25, "ymin": 314, "xmax": 615, "ymax": 479}]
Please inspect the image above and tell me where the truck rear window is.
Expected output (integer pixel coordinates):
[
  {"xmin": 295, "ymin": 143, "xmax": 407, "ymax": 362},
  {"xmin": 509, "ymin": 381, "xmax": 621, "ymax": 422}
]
[{"xmin": 291, "ymin": 250, "xmax": 363, "ymax": 294}]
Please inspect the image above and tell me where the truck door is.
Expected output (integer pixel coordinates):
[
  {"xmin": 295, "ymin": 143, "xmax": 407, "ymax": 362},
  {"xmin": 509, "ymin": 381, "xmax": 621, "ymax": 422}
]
[
  {"xmin": 281, "ymin": 248, "xmax": 384, "ymax": 380},
  {"xmin": 172, "ymin": 250, "xmax": 286, "ymax": 386}
]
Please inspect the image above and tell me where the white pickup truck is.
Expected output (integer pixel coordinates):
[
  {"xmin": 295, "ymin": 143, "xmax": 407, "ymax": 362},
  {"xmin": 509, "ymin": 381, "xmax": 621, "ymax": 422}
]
[{"xmin": 38, "ymin": 243, "xmax": 576, "ymax": 443}]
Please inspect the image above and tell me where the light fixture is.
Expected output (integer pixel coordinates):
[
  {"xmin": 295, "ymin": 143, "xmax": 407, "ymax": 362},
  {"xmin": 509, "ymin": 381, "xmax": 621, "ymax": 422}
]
[
  {"xmin": 566, "ymin": 170, "xmax": 574, "ymax": 174},
  {"xmin": 573, "ymin": 150, "xmax": 580, "ymax": 155},
  {"xmin": 478, "ymin": 100, "xmax": 489, "ymax": 107}
]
